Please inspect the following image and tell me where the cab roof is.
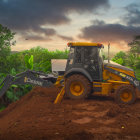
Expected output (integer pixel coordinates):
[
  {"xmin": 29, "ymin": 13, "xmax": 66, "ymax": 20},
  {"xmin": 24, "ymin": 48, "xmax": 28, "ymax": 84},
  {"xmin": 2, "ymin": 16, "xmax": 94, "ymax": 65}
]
[{"xmin": 67, "ymin": 42, "xmax": 103, "ymax": 47}]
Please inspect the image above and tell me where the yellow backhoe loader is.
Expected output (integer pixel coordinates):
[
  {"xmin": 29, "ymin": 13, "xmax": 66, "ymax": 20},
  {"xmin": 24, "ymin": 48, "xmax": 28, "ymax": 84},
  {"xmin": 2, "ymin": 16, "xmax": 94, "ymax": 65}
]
[{"xmin": 0, "ymin": 42, "xmax": 139, "ymax": 104}]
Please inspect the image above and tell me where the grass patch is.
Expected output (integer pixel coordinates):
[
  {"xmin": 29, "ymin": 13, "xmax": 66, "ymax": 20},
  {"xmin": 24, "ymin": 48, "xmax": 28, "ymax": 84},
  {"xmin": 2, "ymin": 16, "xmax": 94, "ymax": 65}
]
[
  {"xmin": 135, "ymin": 69, "xmax": 140, "ymax": 81},
  {"xmin": 0, "ymin": 105, "xmax": 6, "ymax": 112}
]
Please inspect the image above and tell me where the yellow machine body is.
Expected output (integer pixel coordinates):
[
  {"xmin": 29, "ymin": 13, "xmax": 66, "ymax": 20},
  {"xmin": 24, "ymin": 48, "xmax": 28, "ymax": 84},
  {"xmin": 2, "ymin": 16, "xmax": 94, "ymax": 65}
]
[
  {"xmin": 54, "ymin": 42, "xmax": 138, "ymax": 104},
  {"xmin": 54, "ymin": 66, "xmax": 135, "ymax": 103},
  {"xmin": 93, "ymin": 65, "xmax": 135, "ymax": 95}
]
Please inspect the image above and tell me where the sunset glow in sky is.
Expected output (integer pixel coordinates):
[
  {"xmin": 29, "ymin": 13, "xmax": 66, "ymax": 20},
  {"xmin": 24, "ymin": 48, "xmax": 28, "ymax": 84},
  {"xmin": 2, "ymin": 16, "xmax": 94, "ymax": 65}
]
[{"xmin": 0, "ymin": 0, "xmax": 139, "ymax": 52}]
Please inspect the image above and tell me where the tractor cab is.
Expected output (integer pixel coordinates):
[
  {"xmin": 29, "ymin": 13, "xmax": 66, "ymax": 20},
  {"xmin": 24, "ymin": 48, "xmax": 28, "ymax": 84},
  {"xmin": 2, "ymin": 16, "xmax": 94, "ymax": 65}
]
[{"xmin": 65, "ymin": 42, "xmax": 104, "ymax": 82}]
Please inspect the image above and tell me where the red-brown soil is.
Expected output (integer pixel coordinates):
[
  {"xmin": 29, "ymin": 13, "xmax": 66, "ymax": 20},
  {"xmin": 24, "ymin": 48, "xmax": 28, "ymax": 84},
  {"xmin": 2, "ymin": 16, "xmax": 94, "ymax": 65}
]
[{"xmin": 0, "ymin": 86, "xmax": 140, "ymax": 140}]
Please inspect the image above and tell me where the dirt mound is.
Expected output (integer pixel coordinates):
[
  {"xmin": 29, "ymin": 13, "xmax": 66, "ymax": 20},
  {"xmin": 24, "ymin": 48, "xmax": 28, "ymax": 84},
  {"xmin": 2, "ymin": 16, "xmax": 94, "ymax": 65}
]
[{"xmin": 0, "ymin": 87, "xmax": 140, "ymax": 140}]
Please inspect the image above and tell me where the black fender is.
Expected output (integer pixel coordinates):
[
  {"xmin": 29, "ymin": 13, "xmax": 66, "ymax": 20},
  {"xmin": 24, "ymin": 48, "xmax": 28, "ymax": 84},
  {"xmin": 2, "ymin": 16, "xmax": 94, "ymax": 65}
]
[{"xmin": 64, "ymin": 68, "xmax": 93, "ymax": 82}]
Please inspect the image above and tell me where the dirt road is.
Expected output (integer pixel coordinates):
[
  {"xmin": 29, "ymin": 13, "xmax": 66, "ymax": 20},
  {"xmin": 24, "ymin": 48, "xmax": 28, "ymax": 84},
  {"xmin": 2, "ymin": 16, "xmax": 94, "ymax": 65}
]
[{"xmin": 0, "ymin": 87, "xmax": 140, "ymax": 140}]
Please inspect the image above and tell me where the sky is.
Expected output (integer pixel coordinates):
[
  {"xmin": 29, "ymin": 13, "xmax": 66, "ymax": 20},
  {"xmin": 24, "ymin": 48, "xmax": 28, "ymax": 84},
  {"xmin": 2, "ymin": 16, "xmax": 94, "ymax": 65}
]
[{"xmin": 0, "ymin": 0, "xmax": 140, "ymax": 52}]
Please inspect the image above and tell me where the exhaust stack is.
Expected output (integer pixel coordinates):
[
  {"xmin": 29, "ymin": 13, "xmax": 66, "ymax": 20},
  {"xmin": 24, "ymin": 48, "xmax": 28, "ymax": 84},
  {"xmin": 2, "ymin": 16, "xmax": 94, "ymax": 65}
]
[{"xmin": 108, "ymin": 43, "xmax": 110, "ymax": 63}]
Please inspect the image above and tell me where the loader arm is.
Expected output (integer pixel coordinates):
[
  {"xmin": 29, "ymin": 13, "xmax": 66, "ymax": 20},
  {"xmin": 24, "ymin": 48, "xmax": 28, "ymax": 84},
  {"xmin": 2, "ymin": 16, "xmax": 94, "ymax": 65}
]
[
  {"xmin": 104, "ymin": 66, "xmax": 140, "ymax": 90},
  {"xmin": 0, "ymin": 70, "xmax": 57, "ymax": 98}
]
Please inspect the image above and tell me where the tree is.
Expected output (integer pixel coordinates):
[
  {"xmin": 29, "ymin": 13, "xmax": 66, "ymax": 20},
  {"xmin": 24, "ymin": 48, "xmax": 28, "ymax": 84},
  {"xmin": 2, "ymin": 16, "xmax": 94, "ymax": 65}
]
[
  {"xmin": 125, "ymin": 35, "xmax": 140, "ymax": 69},
  {"xmin": 0, "ymin": 24, "xmax": 15, "ymax": 73},
  {"xmin": 128, "ymin": 35, "xmax": 140, "ymax": 57},
  {"xmin": 112, "ymin": 51, "xmax": 126, "ymax": 65}
]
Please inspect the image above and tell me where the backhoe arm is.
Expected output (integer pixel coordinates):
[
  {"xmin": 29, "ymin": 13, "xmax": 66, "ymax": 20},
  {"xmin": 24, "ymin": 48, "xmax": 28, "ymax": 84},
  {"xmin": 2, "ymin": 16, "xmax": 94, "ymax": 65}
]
[
  {"xmin": 0, "ymin": 70, "xmax": 56, "ymax": 98},
  {"xmin": 0, "ymin": 75, "xmax": 14, "ymax": 97}
]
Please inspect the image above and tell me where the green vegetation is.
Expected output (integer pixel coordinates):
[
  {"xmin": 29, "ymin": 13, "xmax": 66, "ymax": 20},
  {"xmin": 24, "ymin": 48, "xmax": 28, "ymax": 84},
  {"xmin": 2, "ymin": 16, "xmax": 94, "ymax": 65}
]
[
  {"xmin": 112, "ymin": 35, "xmax": 140, "ymax": 80},
  {"xmin": 0, "ymin": 105, "xmax": 5, "ymax": 112},
  {"xmin": 0, "ymin": 24, "xmax": 15, "ymax": 74},
  {"xmin": 112, "ymin": 51, "xmax": 126, "ymax": 65}
]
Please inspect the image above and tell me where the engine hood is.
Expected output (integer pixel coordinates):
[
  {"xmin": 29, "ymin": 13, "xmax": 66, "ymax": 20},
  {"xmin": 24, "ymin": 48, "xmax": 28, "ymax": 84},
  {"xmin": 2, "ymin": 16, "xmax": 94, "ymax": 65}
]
[{"xmin": 104, "ymin": 63, "xmax": 134, "ymax": 72}]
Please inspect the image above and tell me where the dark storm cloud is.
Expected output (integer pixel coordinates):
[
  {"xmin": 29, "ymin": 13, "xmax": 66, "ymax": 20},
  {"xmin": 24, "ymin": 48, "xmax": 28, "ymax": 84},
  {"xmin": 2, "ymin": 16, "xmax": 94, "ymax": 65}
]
[
  {"xmin": 57, "ymin": 35, "xmax": 74, "ymax": 41},
  {"xmin": 124, "ymin": 3, "xmax": 140, "ymax": 26},
  {"xmin": 0, "ymin": 0, "xmax": 109, "ymax": 32},
  {"xmin": 20, "ymin": 27, "xmax": 56, "ymax": 41},
  {"xmin": 79, "ymin": 20, "xmax": 140, "ymax": 43}
]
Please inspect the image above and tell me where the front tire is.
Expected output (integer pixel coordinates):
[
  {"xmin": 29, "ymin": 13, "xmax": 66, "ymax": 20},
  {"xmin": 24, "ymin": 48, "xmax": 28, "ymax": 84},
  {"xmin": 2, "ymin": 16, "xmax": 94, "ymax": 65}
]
[{"xmin": 65, "ymin": 74, "xmax": 92, "ymax": 99}]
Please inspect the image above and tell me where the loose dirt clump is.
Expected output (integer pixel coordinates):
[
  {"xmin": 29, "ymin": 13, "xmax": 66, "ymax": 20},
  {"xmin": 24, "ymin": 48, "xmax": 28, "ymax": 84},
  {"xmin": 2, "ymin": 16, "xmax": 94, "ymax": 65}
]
[{"xmin": 0, "ymin": 87, "xmax": 140, "ymax": 140}]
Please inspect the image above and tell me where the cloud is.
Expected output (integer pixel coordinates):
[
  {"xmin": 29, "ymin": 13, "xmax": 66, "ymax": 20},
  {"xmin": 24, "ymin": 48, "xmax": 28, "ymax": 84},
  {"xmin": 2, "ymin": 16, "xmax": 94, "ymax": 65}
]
[
  {"xmin": 57, "ymin": 35, "xmax": 74, "ymax": 41},
  {"xmin": 0, "ymin": 0, "xmax": 109, "ymax": 32},
  {"xmin": 21, "ymin": 28, "xmax": 75, "ymax": 41},
  {"xmin": 35, "ymin": 28, "xmax": 56, "ymax": 36},
  {"xmin": 23, "ymin": 34, "xmax": 52, "ymax": 41},
  {"xmin": 79, "ymin": 20, "xmax": 140, "ymax": 44},
  {"xmin": 18, "ymin": 27, "xmax": 57, "ymax": 41},
  {"xmin": 123, "ymin": 3, "xmax": 140, "ymax": 26}
]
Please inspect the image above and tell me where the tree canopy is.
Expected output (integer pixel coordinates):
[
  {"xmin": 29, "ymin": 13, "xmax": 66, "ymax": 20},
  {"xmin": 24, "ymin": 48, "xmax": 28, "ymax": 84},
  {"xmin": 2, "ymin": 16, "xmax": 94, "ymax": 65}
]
[
  {"xmin": 0, "ymin": 24, "xmax": 15, "ymax": 57},
  {"xmin": 128, "ymin": 35, "xmax": 140, "ymax": 57},
  {"xmin": 0, "ymin": 24, "xmax": 15, "ymax": 73}
]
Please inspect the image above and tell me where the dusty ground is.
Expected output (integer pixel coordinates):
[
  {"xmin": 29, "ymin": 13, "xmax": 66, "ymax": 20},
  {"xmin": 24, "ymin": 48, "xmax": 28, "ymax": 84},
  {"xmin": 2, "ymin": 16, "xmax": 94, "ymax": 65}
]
[{"xmin": 0, "ymin": 87, "xmax": 140, "ymax": 140}]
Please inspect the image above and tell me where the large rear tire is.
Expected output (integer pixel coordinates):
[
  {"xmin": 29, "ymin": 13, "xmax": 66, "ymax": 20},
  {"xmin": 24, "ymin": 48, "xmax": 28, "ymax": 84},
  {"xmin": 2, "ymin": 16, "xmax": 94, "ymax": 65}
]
[
  {"xmin": 115, "ymin": 85, "xmax": 136, "ymax": 104},
  {"xmin": 65, "ymin": 74, "xmax": 92, "ymax": 99}
]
